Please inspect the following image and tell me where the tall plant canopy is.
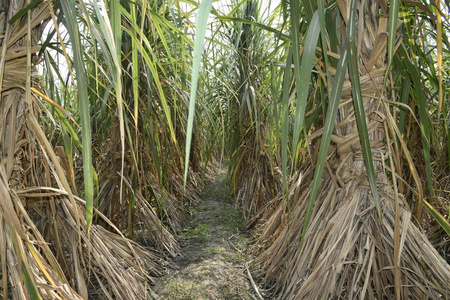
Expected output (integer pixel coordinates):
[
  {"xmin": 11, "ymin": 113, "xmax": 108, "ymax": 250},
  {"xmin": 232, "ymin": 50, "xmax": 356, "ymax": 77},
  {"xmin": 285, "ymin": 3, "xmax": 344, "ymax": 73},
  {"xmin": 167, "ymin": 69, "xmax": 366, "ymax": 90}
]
[{"xmin": 0, "ymin": 0, "xmax": 449, "ymax": 298}]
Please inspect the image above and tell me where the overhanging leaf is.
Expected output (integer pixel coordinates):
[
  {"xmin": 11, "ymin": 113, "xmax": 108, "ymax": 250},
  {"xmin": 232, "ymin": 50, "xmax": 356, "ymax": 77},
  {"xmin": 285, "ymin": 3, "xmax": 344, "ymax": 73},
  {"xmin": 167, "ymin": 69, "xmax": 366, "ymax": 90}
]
[
  {"xmin": 184, "ymin": 0, "xmax": 214, "ymax": 187},
  {"xmin": 60, "ymin": 0, "xmax": 94, "ymax": 232}
]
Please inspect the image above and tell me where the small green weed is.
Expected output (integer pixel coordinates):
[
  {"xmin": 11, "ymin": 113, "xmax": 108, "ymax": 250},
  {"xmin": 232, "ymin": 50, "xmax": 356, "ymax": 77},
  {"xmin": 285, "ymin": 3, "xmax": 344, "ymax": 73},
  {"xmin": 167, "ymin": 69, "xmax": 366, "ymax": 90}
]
[
  {"xmin": 215, "ymin": 205, "xmax": 244, "ymax": 230},
  {"xmin": 204, "ymin": 243, "xmax": 227, "ymax": 256},
  {"xmin": 157, "ymin": 281, "xmax": 197, "ymax": 300},
  {"xmin": 190, "ymin": 205, "xmax": 209, "ymax": 214},
  {"xmin": 182, "ymin": 224, "xmax": 211, "ymax": 240}
]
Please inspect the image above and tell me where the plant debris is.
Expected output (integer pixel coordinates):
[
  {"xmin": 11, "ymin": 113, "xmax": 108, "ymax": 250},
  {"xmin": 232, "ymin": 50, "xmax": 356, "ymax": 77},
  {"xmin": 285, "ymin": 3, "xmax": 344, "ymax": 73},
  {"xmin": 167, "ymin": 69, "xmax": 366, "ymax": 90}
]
[{"xmin": 153, "ymin": 169, "xmax": 262, "ymax": 299}]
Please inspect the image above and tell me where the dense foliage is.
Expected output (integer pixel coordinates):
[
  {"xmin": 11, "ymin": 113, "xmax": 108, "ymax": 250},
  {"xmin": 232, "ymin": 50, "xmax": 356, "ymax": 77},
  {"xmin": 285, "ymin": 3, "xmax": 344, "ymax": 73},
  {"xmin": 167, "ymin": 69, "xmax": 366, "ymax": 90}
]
[{"xmin": 0, "ymin": 0, "xmax": 449, "ymax": 298}]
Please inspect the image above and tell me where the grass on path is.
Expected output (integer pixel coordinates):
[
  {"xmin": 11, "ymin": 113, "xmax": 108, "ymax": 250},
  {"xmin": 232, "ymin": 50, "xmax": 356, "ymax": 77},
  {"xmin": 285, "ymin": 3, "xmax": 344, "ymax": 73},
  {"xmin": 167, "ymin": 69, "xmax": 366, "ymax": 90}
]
[{"xmin": 153, "ymin": 169, "xmax": 261, "ymax": 300}]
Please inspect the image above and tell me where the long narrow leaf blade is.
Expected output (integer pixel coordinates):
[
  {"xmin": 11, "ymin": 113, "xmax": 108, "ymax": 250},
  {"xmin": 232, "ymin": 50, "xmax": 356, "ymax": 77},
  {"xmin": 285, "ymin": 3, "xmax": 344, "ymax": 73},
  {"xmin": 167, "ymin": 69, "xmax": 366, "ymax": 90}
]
[
  {"xmin": 436, "ymin": 0, "xmax": 443, "ymax": 114},
  {"xmin": 291, "ymin": 11, "xmax": 320, "ymax": 164},
  {"xmin": 423, "ymin": 199, "xmax": 450, "ymax": 236},
  {"xmin": 407, "ymin": 59, "xmax": 434, "ymax": 219},
  {"xmin": 281, "ymin": 50, "xmax": 293, "ymax": 205},
  {"xmin": 184, "ymin": 0, "xmax": 214, "ymax": 186},
  {"xmin": 61, "ymin": 0, "xmax": 94, "ymax": 232},
  {"xmin": 386, "ymin": 0, "xmax": 399, "ymax": 76},
  {"xmin": 347, "ymin": 0, "xmax": 381, "ymax": 219},
  {"xmin": 299, "ymin": 46, "xmax": 348, "ymax": 249}
]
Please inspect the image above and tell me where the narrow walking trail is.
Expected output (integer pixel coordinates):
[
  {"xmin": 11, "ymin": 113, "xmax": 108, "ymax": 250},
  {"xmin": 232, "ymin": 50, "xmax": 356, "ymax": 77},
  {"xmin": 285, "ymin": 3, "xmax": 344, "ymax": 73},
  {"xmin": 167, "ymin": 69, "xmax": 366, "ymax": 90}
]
[{"xmin": 153, "ymin": 168, "xmax": 261, "ymax": 299}]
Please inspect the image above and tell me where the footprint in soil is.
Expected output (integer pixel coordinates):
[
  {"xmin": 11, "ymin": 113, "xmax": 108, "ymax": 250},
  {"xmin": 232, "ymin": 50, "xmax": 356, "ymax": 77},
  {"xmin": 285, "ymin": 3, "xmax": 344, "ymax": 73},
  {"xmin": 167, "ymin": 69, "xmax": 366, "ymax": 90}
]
[{"xmin": 152, "ymin": 171, "xmax": 261, "ymax": 300}]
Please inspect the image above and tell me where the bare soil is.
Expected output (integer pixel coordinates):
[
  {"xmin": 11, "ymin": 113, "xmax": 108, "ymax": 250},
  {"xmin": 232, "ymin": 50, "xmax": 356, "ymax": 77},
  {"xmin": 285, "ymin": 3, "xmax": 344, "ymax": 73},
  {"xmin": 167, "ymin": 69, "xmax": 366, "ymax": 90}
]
[{"xmin": 153, "ymin": 169, "xmax": 262, "ymax": 300}]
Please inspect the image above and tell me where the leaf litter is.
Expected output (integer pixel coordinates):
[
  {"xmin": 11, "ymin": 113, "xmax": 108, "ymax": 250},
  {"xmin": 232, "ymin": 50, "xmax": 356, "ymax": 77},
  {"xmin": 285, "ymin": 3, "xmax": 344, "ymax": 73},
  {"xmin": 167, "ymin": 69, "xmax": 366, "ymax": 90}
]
[{"xmin": 153, "ymin": 168, "xmax": 262, "ymax": 300}]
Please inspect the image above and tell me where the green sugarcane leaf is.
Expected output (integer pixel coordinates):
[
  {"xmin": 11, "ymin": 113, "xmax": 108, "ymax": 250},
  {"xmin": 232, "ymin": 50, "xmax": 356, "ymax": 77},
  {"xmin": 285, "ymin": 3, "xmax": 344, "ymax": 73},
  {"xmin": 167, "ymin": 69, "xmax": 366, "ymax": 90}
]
[
  {"xmin": 347, "ymin": 0, "xmax": 381, "ymax": 220},
  {"xmin": 61, "ymin": 0, "xmax": 94, "ymax": 232},
  {"xmin": 184, "ymin": 0, "xmax": 214, "ymax": 187},
  {"xmin": 405, "ymin": 55, "xmax": 434, "ymax": 218},
  {"xmin": 300, "ymin": 45, "xmax": 348, "ymax": 250},
  {"xmin": 386, "ymin": 0, "xmax": 400, "ymax": 76},
  {"xmin": 8, "ymin": 0, "xmax": 40, "ymax": 24},
  {"xmin": 423, "ymin": 200, "xmax": 450, "ymax": 236},
  {"xmin": 22, "ymin": 258, "xmax": 41, "ymax": 300},
  {"xmin": 281, "ymin": 50, "xmax": 293, "ymax": 206},
  {"xmin": 291, "ymin": 11, "xmax": 320, "ymax": 166}
]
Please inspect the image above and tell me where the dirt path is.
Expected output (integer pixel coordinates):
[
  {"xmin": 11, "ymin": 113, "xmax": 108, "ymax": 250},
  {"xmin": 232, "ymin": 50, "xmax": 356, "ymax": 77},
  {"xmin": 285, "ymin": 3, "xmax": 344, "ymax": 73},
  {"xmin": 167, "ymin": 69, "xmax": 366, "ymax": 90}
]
[{"xmin": 153, "ymin": 169, "xmax": 261, "ymax": 300}]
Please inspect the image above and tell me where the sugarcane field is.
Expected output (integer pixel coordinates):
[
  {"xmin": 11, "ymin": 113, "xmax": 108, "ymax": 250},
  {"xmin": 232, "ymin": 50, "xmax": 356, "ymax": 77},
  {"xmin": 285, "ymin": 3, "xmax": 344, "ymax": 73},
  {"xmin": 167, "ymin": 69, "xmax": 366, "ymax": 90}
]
[{"xmin": 0, "ymin": 0, "xmax": 449, "ymax": 299}]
